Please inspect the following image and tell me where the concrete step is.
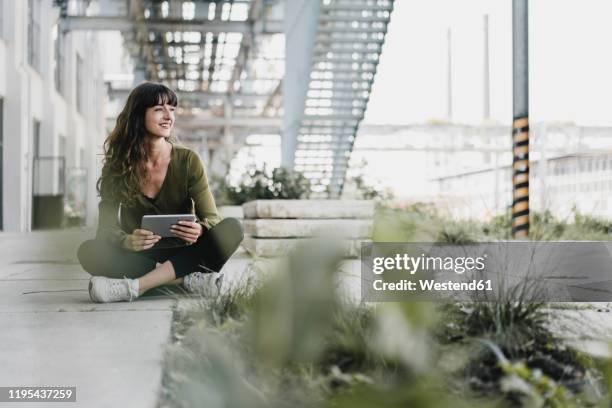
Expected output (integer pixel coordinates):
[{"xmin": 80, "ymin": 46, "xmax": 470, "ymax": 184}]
[
  {"xmin": 242, "ymin": 200, "xmax": 374, "ymax": 219},
  {"xmin": 218, "ymin": 205, "xmax": 244, "ymax": 220},
  {"xmin": 244, "ymin": 219, "xmax": 372, "ymax": 238},
  {"xmin": 241, "ymin": 236, "xmax": 368, "ymax": 258}
]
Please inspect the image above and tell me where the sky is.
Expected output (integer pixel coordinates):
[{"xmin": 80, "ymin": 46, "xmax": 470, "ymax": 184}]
[{"xmin": 365, "ymin": 0, "xmax": 612, "ymax": 126}]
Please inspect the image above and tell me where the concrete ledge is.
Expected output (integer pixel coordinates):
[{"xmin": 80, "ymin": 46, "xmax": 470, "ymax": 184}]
[
  {"xmin": 243, "ymin": 219, "xmax": 373, "ymax": 238},
  {"xmin": 243, "ymin": 199, "xmax": 375, "ymax": 219},
  {"xmin": 242, "ymin": 236, "xmax": 369, "ymax": 258},
  {"xmin": 218, "ymin": 205, "xmax": 243, "ymax": 220}
]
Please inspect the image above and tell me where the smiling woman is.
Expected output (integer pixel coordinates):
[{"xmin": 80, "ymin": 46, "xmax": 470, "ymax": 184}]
[{"xmin": 76, "ymin": 82, "xmax": 244, "ymax": 304}]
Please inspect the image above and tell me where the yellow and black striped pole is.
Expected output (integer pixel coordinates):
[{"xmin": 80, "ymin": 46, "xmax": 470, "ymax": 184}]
[
  {"xmin": 512, "ymin": 0, "xmax": 529, "ymax": 238},
  {"xmin": 512, "ymin": 117, "xmax": 529, "ymax": 238}
]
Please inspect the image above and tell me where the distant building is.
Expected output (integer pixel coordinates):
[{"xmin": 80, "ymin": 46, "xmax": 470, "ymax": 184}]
[
  {"xmin": 0, "ymin": 0, "xmax": 106, "ymax": 232},
  {"xmin": 348, "ymin": 124, "xmax": 612, "ymax": 220},
  {"xmin": 435, "ymin": 152, "xmax": 612, "ymax": 220}
]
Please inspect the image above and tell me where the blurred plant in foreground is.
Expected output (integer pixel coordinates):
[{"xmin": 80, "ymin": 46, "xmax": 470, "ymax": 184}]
[
  {"xmin": 160, "ymin": 235, "xmax": 483, "ymax": 408},
  {"xmin": 482, "ymin": 208, "xmax": 612, "ymax": 241},
  {"xmin": 160, "ymin": 205, "xmax": 612, "ymax": 408}
]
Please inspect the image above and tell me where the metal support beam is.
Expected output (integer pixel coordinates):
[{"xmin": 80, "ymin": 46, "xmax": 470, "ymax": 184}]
[
  {"xmin": 178, "ymin": 116, "xmax": 282, "ymax": 128},
  {"xmin": 131, "ymin": 0, "xmax": 159, "ymax": 82},
  {"xmin": 447, "ymin": 27, "xmax": 453, "ymax": 122},
  {"xmin": 60, "ymin": 16, "xmax": 283, "ymax": 34},
  {"xmin": 109, "ymin": 88, "xmax": 272, "ymax": 103},
  {"xmin": 282, "ymin": 0, "xmax": 320, "ymax": 168},
  {"xmin": 483, "ymin": 14, "xmax": 490, "ymax": 121},
  {"xmin": 223, "ymin": 94, "xmax": 234, "ymax": 162},
  {"xmin": 512, "ymin": 0, "xmax": 530, "ymax": 239},
  {"xmin": 321, "ymin": 4, "xmax": 394, "ymax": 11},
  {"xmin": 262, "ymin": 80, "xmax": 282, "ymax": 116},
  {"xmin": 227, "ymin": 0, "xmax": 260, "ymax": 96}
]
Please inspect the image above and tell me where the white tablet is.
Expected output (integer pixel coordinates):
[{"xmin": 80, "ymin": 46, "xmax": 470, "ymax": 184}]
[{"xmin": 141, "ymin": 214, "xmax": 197, "ymax": 238}]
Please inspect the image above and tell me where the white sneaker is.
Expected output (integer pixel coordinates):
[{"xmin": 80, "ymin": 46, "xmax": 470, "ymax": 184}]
[
  {"xmin": 89, "ymin": 276, "xmax": 139, "ymax": 303},
  {"xmin": 183, "ymin": 272, "xmax": 223, "ymax": 297}
]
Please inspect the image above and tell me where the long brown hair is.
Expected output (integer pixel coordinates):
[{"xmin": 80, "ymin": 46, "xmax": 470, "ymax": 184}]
[{"xmin": 97, "ymin": 82, "xmax": 178, "ymax": 205}]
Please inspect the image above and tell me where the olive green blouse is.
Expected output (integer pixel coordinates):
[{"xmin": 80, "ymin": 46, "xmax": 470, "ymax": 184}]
[{"xmin": 96, "ymin": 143, "xmax": 220, "ymax": 249}]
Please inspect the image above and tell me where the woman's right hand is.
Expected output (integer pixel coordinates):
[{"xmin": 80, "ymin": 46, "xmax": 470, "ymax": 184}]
[{"xmin": 122, "ymin": 229, "xmax": 161, "ymax": 251}]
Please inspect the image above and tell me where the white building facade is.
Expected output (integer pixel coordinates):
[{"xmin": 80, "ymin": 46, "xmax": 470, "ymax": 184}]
[
  {"xmin": 0, "ymin": 0, "xmax": 106, "ymax": 232},
  {"xmin": 435, "ymin": 152, "xmax": 612, "ymax": 221}
]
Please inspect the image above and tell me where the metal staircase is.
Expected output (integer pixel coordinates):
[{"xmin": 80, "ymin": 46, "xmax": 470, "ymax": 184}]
[{"xmin": 294, "ymin": 0, "xmax": 394, "ymax": 196}]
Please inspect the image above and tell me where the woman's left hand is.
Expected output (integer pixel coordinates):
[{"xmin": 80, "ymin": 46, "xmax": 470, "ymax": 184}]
[{"xmin": 170, "ymin": 221, "xmax": 202, "ymax": 244}]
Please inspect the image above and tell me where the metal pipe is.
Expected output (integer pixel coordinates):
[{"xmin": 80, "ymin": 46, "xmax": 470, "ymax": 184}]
[
  {"xmin": 512, "ymin": 0, "xmax": 530, "ymax": 238},
  {"xmin": 447, "ymin": 27, "xmax": 453, "ymax": 123},
  {"xmin": 483, "ymin": 14, "xmax": 490, "ymax": 121}
]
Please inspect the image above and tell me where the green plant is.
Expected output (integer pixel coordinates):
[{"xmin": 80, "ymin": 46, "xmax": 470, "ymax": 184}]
[
  {"xmin": 343, "ymin": 159, "xmax": 394, "ymax": 201},
  {"xmin": 481, "ymin": 209, "xmax": 562, "ymax": 240},
  {"xmin": 573, "ymin": 209, "xmax": 612, "ymax": 234},
  {"xmin": 161, "ymin": 238, "xmax": 479, "ymax": 408},
  {"xmin": 436, "ymin": 221, "xmax": 481, "ymax": 244},
  {"xmin": 455, "ymin": 301, "xmax": 549, "ymax": 353},
  {"xmin": 483, "ymin": 340, "xmax": 578, "ymax": 408},
  {"xmin": 481, "ymin": 208, "xmax": 612, "ymax": 241},
  {"xmin": 372, "ymin": 205, "xmax": 442, "ymax": 242},
  {"xmin": 317, "ymin": 307, "xmax": 384, "ymax": 380},
  {"xmin": 439, "ymin": 297, "xmax": 593, "ymax": 404},
  {"xmin": 270, "ymin": 167, "xmax": 312, "ymax": 199},
  {"xmin": 482, "ymin": 211, "xmax": 512, "ymax": 239},
  {"xmin": 161, "ymin": 207, "xmax": 611, "ymax": 408},
  {"xmin": 212, "ymin": 165, "xmax": 311, "ymax": 205},
  {"xmin": 563, "ymin": 208, "xmax": 612, "ymax": 241}
]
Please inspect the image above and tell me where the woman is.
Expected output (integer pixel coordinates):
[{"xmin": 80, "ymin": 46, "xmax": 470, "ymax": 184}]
[{"xmin": 77, "ymin": 82, "xmax": 243, "ymax": 303}]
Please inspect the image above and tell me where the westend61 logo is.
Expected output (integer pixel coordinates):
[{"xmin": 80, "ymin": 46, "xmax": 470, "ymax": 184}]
[
  {"xmin": 362, "ymin": 242, "xmax": 612, "ymax": 302},
  {"xmin": 372, "ymin": 253, "xmax": 487, "ymax": 275}
]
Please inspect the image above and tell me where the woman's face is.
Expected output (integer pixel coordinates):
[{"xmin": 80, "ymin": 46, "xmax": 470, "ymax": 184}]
[{"xmin": 144, "ymin": 103, "xmax": 175, "ymax": 139}]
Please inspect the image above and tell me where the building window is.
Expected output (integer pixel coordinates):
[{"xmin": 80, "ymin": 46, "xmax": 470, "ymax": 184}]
[
  {"xmin": 76, "ymin": 54, "xmax": 84, "ymax": 114},
  {"xmin": 59, "ymin": 135, "xmax": 66, "ymax": 193},
  {"xmin": 52, "ymin": 24, "xmax": 64, "ymax": 95},
  {"xmin": 33, "ymin": 120, "xmax": 41, "ymax": 158},
  {"xmin": 28, "ymin": 0, "xmax": 41, "ymax": 71},
  {"xmin": 31, "ymin": 120, "xmax": 41, "ymax": 211},
  {"xmin": 59, "ymin": 135, "xmax": 66, "ymax": 159}
]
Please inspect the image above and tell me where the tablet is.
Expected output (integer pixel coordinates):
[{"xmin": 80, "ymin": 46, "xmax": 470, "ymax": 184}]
[{"xmin": 141, "ymin": 214, "xmax": 197, "ymax": 238}]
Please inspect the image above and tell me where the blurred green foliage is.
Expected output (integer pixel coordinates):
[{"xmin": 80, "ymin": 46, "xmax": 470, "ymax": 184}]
[
  {"xmin": 212, "ymin": 165, "xmax": 311, "ymax": 205},
  {"xmin": 342, "ymin": 158, "xmax": 395, "ymax": 202},
  {"xmin": 343, "ymin": 173, "xmax": 394, "ymax": 202},
  {"xmin": 375, "ymin": 203, "xmax": 612, "ymax": 243},
  {"xmin": 161, "ymin": 238, "xmax": 466, "ymax": 408},
  {"xmin": 482, "ymin": 207, "xmax": 612, "ymax": 241},
  {"xmin": 161, "ymin": 203, "xmax": 612, "ymax": 408}
]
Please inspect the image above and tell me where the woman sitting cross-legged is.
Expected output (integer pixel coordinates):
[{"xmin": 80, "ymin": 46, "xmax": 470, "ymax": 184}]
[{"xmin": 77, "ymin": 82, "xmax": 243, "ymax": 303}]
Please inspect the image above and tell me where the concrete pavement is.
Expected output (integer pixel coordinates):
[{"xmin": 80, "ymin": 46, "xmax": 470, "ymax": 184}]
[
  {"xmin": 0, "ymin": 228, "xmax": 254, "ymax": 408},
  {"xmin": 0, "ymin": 229, "xmax": 174, "ymax": 408}
]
